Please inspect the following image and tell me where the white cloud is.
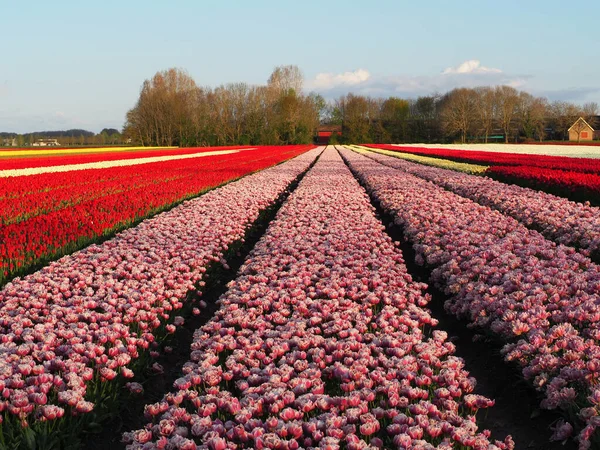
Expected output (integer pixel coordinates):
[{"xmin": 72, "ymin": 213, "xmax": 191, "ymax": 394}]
[
  {"xmin": 308, "ymin": 69, "xmax": 371, "ymax": 90},
  {"xmin": 506, "ymin": 78, "xmax": 527, "ymax": 89},
  {"xmin": 442, "ymin": 59, "xmax": 502, "ymax": 75},
  {"xmin": 307, "ymin": 60, "xmax": 528, "ymax": 99}
]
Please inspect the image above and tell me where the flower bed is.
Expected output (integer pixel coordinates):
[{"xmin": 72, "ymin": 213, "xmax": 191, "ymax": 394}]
[
  {"xmin": 0, "ymin": 146, "xmax": 176, "ymax": 157},
  {"xmin": 0, "ymin": 146, "xmax": 252, "ymax": 171},
  {"xmin": 339, "ymin": 147, "xmax": 600, "ymax": 449},
  {"xmin": 363, "ymin": 144, "xmax": 600, "ymax": 174},
  {"xmin": 351, "ymin": 145, "xmax": 489, "ymax": 174},
  {"xmin": 353, "ymin": 147, "xmax": 600, "ymax": 261},
  {"xmin": 124, "ymin": 148, "xmax": 513, "ymax": 450},
  {"xmin": 0, "ymin": 147, "xmax": 321, "ymax": 448},
  {"xmin": 0, "ymin": 145, "xmax": 314, "ymax": 286},
  {"xmin": 486, "ymin": 165, "xmax": 600, "ymax": 206}
]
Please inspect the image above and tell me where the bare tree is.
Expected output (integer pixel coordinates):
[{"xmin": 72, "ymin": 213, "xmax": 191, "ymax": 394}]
[
  {"xmin": 550, "ymin": 101, "xmax": 581, "ymax": 140},
  {"xmin": 495, "ymin": 86, "xmax": 520, "ymax": 143},
  {"xmin": 516, "ymin": 91, "xmax": 535, "ymax": 140},
  {"xmin": 124, "ymin": 68, "xmax": 199, "ymax": 146},
  {"xmin": 440, "ymin": 88, "xmax": 477, "ymax": 143},
  {"xmin": 267, "ymin": 65, "xmax": 304, "ymax": 95},
  {"xmin": 583, "ymin": 102, "xmax": 599, "ymax": 129},
  {"xmin": 411, "ymin": 95, "xmax": 442, "ymax": 142},
  {"xmin": 474, "ymin": 87, "xmax": 496, "ymax": 143},
  {"xmin": 528, "ymin": 97, "xmax": 549, "ymax": 142},
  {"xmin": 333, "ymin": 94, "xmax": 372, "ymax": 143}
]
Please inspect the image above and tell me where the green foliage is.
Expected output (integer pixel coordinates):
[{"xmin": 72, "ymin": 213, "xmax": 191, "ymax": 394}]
[{"xmin": 0, "ymin": 129, "xmax": 125, "ymax": 147}]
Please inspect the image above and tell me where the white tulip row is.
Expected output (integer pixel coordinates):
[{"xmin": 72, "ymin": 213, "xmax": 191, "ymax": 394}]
[{"xmin": 0, "ymin": 149, "xmax": 247, "ymax": 178}]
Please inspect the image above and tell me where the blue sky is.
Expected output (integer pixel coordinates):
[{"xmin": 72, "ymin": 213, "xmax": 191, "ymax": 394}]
[{"xmin": 1, "ymin": 0, "xmax": 599, "ymax": 133}]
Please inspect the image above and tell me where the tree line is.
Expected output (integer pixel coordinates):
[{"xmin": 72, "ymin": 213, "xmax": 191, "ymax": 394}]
[
  {"xmin": 123, "ymin": 66, "xmax": 323, "ymax": 147},
  {"xmin": 125, "ymin": 66, "xmax": 599, "ymax": 146},
  {"xmin": 1, "ymin": 129, "xmax": 124, "ymax": 146},
  {"xmin": 326, "ymin": 87, "xmax": 599, "ymax": 144}
]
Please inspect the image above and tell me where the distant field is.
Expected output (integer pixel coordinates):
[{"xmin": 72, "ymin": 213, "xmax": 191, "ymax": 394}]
[
  {"xmin": 367, "ymin": 141, "xmax": 600, "ymax": 207},
  {"xmin": 395, "ymin": 142, "xmax": 600, "ymax": 158},
  {"xmin": 0, "ymin": 146, "xmax": 254, "ymax": 174},
  {"xmin": 0, "ymin": 145, "xmax": 178, "ymax": 158}
]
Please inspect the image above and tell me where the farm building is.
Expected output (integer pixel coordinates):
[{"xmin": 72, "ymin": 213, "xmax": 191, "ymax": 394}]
[
  {"xmin": 568, "ymin": 117, "xmax": 600, "ymax": 142},
  {"xmin": 315, "ymin": 125, "xmax": 342, "ymax": 144},
  {"xmin": 32, "ymin": 138, "xmax": 60, "ymax": 146}
]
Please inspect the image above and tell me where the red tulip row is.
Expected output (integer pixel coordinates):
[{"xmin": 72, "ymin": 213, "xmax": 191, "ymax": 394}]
[
  {"xmin": 124, "ymin": 148, "xmax": 513, "ymax": 450},
  {"xmin": 357, "ymin": 150, "xmax": 600, "ymax": 260},
  {"xmin": 339, "ymin": 148, "xmax": 600, "ymax": 449},
  {"xmin": 0, "ymin": 146, "xmax": 253, "ymax": 171},
  {"xmin": 486, "ymin": 165, "xmax": 600, "ymax": 205},
  {"xmin": 0, "ymin": 147, "xmax": 322, "ymax": 448},
  {"xmin": 363, "ymin": 144, "xmax": 600, "ymax": 174},
  {"xmin": 0, "ymin": 145, "xmax": 314, "ymax": 286},
  {"xmin": 0, "ymin": 147, "xmax": 295, "ymax": 220}
]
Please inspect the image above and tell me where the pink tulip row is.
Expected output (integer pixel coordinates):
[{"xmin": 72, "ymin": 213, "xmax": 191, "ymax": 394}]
[
  {"xmin": 0, "ymin": 148, "xmax": 322, "ymax": 435},
  {"xmin": 339, "ymin": 148, "xmax": 600, "ymax": 449},
  {"xmin": 362, "ymin": 149, "xmax": 600, "ymax": 259},
  {"xmin": 124, "ymin": 148, "xmax": 513, "ymax": 450}
]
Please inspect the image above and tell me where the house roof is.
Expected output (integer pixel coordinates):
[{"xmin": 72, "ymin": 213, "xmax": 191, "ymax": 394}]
[
  {"xmin": 317, "ymin": 125, "xmax": 342, "ymax": 132},
  {"xmin": 568, "ymin": 117, "xmax": 595, "ymax": 132}
]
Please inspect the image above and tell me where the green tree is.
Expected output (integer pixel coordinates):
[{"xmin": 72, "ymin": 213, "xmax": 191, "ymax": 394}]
[{"xmin": 381, "ymin": 97, "xmax": 410, "ymax": 142}]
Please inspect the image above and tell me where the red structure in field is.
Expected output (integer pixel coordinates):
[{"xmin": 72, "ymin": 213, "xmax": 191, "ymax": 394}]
[{"xmin": 316, "ymin": 125, "xmax": 342, "ymax": 144}]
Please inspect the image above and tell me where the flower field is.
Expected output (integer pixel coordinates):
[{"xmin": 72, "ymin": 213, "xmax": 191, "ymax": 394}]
[
  {"xmin": 1, "ymin": 143, "xmax": 599, "ymax": 449},
  {"xmin": 386, "ymin": 143, "xmax": 600, "ymax": 162},
  {"xmin": 352, "ymin": 146, "xmax": 600, "ymax": 261},
  {"xmin": 0, "ymin": 145, "xmax": 312, "ymax": 285},
  {"xmin": 0, "ymin": 146, "xmax": 253, "ymax": 173},
  {"xmin": 363, "ymin": 144, "xmax": 600, "ymax": 173},
  {"xmin": 0, "ymin": 146, "xmax": 321, "ymax": 448},
  {"xmin": 349, "ymin": 146, "xmax": 489, "ymax": 175},
  {"xmin": 486, "ymin": 165, "xmax": 600, "ymax": 205},
  {"xmin": 365, "ymin": 144, "xmax": 600, "ymax": 205},
  {"xmin": 124, "ymin": 148, "xmax": 512, "ymax": 450},
  {"xmin": 341, "ymin": 146, "xmax": 600, "ymax": 449},
  {"xmin": 0, "ymin": 146, "xmax": 177, "ymax": 158}
]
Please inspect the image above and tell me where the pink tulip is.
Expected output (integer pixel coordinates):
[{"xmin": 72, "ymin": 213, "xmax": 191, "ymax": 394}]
[
  {"xmin": 123, "ymin": 149, "xmax": 509, "ymax": 449},
  {"xmin": 339, "ymin": 147, "xmax": 600, "ymax": 448}
]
